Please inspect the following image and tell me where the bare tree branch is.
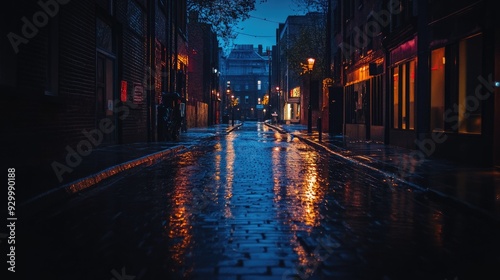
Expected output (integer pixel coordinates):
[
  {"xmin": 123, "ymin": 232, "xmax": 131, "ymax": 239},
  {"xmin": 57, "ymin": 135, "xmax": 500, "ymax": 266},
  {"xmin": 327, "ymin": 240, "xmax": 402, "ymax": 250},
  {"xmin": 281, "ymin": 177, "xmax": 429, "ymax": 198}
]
[{"xmin": 187, "ymin": 0, "xmax": 267, "ymax": 48}]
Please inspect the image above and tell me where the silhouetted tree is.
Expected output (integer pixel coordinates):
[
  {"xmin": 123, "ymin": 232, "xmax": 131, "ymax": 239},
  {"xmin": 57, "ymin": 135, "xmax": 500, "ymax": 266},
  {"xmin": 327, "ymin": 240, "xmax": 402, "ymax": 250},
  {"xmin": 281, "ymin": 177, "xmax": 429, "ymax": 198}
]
[
  {"xmin": 292, "ymin": 0, "xmax": 329, "ymax": 14},
  {"xmin": 187, "ymin": 0, "xmax": 267, "ymax": 49},
  {"xmin": 284, "ymin": 11, "xmax": 326, "ymax": 80}
]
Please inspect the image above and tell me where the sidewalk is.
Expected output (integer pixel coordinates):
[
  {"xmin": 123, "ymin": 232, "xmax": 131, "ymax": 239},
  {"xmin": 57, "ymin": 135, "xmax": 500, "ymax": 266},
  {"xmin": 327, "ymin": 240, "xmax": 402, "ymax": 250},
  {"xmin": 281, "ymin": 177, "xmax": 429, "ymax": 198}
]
[
  {"xmin": 20, "ymin": 123, "xmax": 242, "ymax": 210},
  {"xmin": 266, "ymin": 123, "xmax": 500, "ymax": 223}
]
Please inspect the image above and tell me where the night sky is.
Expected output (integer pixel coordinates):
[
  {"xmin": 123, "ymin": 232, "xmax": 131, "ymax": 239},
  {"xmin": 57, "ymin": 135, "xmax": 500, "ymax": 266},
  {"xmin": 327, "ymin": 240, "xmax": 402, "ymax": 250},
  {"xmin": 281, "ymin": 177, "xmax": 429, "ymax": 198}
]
[{"xmin": 231, "ymin": 0, "xmax": 307, "ymax": 49}]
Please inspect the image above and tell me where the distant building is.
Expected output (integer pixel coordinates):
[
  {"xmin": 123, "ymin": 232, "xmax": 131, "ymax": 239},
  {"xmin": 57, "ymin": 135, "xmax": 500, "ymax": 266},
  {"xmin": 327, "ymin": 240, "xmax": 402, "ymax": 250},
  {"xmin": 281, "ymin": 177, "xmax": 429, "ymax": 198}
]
[{"xmin": 223, "ymin": 44, "xmax": 270, "ymax": 121}]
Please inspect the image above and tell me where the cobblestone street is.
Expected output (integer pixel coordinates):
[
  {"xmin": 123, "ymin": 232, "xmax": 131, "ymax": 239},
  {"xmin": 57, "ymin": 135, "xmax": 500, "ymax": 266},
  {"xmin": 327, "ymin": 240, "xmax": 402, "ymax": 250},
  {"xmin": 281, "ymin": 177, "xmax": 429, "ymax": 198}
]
[{"xmin": 19, "ymin": 122, "xmax": 500, "ymax": 280}]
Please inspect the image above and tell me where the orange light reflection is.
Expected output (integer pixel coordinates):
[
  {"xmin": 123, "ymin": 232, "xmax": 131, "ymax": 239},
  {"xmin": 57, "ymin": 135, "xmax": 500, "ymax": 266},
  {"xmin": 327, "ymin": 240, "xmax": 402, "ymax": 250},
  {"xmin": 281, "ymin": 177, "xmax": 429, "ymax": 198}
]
[
  {"xmin": 284, "ymin": 149, "xmax": 324, "ymax": 273},
  {"xmin": 168, "ymin": 179, "xmax": 193, "ymax": 267},
  {"xmin": 224, "ymin": 134, "xmax": 235, "ymax": 218}
]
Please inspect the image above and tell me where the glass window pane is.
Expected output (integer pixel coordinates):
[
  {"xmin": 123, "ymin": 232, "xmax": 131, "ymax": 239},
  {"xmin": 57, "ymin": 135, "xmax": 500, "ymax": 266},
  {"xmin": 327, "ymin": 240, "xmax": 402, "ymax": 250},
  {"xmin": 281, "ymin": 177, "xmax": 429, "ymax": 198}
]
[
  {"xmin": 458, "ymin": 34, "xmax": 482, "ymax": 134},
  {"xmin": 401, "ymin": 64, "xmax": 407, "ymax": 129},
  {"xmin": 96, "ymin": 18, "xmax": 113, "ymax": 52},
  {"xmin": 393, "ymin": 66, "xmax": 399, "ymax": 129},
  {"xmin": 430, "ymin": 47, "xmax": 445, "ymax": 131},
  {"xmin": 409, "ymin": 60, "xmax": 415, "ymax": 130}
]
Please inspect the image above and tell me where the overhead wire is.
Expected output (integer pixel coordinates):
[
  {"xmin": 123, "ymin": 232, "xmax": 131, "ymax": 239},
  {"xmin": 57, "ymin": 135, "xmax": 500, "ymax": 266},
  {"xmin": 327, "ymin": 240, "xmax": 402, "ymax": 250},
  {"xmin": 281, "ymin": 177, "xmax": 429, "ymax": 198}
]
[{"xmin": 234, "ymin": 31, "xmax": 275, "ymax": 37}]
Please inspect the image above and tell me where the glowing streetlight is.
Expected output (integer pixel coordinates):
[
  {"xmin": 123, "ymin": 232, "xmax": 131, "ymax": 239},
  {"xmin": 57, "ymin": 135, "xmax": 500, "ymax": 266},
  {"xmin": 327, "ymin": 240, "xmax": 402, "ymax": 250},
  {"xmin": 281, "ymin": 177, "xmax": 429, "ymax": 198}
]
[{"xmin": 307, "ymin": 58, "xmax": 315, "ymax": 134}]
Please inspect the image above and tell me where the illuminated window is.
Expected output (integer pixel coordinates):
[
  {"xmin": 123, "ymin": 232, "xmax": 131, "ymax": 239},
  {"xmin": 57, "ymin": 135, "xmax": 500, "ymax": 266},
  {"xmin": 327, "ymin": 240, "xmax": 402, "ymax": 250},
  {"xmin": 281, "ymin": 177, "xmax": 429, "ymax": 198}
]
[
  {"xmin": 409, "ymin": 60, "xmax": 415, "ymax": 130},
  {"xmin": 392, "ymin": 60, "xmax": 416, "ymax": 130},
  {"xmin": 393, "ymin": 66, "xmax": 399, "ymax": 129},
  {"xmin": 401, "ymin": 64, "xmax": 407, "ymax": 129},
  {"xmin": 290, "ymin": 87, "xmax": 300, "ymax": 98},
  {"xmin": 458, "ymin": 34, "xmax": 482, "ymax": 134},
  {"xmin": 257, "ymin": 80, "xmax": 261, "ymax": 90},
  {"xmin": 430, "ymin": 47, "xmax": 445, "ymax": 131}
]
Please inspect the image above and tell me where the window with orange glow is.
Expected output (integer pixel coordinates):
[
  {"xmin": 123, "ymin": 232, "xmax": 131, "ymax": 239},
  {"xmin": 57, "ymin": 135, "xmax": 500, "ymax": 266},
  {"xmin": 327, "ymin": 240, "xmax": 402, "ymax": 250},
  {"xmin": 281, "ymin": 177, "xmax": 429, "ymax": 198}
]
[
  {"xmin": 458, "ymin": 34, "xmax": 482, "ymax": 134},
  {"xmin": 430, "ymin": 47, "xmax": 445, "ymax": 131},
  {"xmin": 409, "ymin": 61, "xmax": 415, "ymax": 130},
  {"xmin": 401, "ymin": 64, "xmax": 407, "ymax": 129},
  {"xmin": 392, "ymin": 60, "xmax": 416, "ymax": 130},
  {"xmin": 290, "ymin": 87, "xmax": 300, "ymax": 98},
  {"xmin": 393, "ymin": 66, "xmax": 399, "ymax": 129}
]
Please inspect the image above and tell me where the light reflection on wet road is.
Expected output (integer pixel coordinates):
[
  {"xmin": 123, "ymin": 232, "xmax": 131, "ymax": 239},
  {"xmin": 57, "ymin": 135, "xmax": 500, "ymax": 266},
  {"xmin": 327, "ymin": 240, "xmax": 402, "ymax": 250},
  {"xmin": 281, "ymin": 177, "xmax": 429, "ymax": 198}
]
[{"xmin": 20, "ymin": 122, "xmax": 500, "ymax": 279}]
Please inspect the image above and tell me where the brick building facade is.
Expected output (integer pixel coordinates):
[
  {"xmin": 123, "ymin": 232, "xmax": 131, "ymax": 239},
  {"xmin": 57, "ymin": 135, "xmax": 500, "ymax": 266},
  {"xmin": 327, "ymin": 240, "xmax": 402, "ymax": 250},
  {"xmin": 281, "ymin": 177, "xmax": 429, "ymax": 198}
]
[
  {"xmin": 327, "ymin": 0, "xmax": 500, "ymax": 166},
  {"xmin": 1, "ymin": 0, "xmax": 188, "ymax": 199},
  {"xmin": 187, "ymin": 13, "xmax": 219, "ymax": 127}
]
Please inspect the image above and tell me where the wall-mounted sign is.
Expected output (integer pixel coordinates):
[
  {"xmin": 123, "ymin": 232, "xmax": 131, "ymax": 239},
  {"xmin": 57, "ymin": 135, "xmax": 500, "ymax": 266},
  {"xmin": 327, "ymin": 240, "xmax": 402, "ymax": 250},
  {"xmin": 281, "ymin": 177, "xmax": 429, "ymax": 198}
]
[
  {"xmin": 121, "ymin": 80, "xmax": 128, "ymax": 102},
  {"xmin": 133, "ymin": 83, "xmax": 143, "ymax": 104}
]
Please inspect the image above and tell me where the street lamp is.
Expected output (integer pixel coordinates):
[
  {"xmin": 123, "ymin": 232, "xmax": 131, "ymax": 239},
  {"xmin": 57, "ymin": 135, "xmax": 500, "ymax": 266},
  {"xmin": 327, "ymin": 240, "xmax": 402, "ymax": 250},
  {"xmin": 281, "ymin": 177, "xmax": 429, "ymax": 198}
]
[
  {"xmin": 231, "ymin": 94, "xmax": 235, "ymax": 126},
  {"xmin": 275, "ymin": 86, "xmax": 280, "ymax": 123},
  {"xmin": 225, "ymin": 82, "xmax": 231, "ymax": 124},
  {"xmin": 307, "ymin": 58, "xmax": 315, "ymax": 134}
]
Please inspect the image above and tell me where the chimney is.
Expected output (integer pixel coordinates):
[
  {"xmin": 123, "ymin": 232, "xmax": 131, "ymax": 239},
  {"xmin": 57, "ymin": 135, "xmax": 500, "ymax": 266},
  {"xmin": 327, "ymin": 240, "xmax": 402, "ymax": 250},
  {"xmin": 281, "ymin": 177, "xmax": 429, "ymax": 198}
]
[{"xmin": 258, "ymin": 44, "xmax": 263, "ymax": 55}]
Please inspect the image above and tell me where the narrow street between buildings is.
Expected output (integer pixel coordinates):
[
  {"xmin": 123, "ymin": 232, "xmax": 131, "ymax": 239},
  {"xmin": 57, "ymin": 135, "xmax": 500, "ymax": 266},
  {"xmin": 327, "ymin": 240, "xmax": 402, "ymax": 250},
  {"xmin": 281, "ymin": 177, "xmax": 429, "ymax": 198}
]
[{"xmin": 19, "ymin": 122, "xmax": 500, "ymax": 280}]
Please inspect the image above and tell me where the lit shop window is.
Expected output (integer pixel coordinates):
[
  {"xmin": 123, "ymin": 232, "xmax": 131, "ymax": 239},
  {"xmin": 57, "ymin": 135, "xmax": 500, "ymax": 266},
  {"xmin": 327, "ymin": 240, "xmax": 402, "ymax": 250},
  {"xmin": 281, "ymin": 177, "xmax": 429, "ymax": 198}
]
[
  {"xmin": 393, "ymin": 66, "xmax": 399, "ymax": 129},
  {"xmin": 290, "ymin": 87, "xmax": 300, "ymax": 98},
  {"xmin": 458, "ymin": 34, "xmax": 482, "ymax": 134},
  {"xmin": 430, "ymin": 47, "xmax": 445, "ymax": 131},
  {"xmin": 392, "ymin": 61, "xmax": 415, "ymax": 130}
]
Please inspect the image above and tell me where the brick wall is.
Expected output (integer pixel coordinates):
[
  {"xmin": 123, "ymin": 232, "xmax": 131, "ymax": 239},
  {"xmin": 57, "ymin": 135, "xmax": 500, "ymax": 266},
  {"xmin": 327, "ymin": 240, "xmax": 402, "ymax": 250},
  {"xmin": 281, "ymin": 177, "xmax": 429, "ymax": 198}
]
[
  {"xmin": 2, "ymin": 0, "xmax": 97, "ymax": 198},
  {"xmin": 4, "ymin": 0, "xmax": 96, "ymax": 160},
  {"xmin": 117, "ymin": 0, "xmax": 148, "ymax": 143},
  {"xmin": 1, "ymin": 0, "xmax": 180, "ymax": 199}
]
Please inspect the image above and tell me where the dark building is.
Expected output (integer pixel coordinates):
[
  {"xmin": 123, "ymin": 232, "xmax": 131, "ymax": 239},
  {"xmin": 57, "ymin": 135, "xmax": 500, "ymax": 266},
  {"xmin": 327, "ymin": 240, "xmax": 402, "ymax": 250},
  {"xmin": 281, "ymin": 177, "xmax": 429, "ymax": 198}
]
[
  {"xmin": 224, "ymin": 44, "xmax": 270, "ymax": 121},
  {"xmin": 1, "ymin": 0, "xmax": 188, "ymax": 200},
  {"xmin": 328, "ymin": 0, "xmax": 500, "ymax": 166},
  {"xmin": 277, "ymin": 12, "xmax": 325, "ymax": 125},
  {"xmin": 336, "ymin": 0, "xmax": 385, "ymax": 141},
  {"xmin": 187, "ymin": 12, "xmax": 220, "ymax": 127}
]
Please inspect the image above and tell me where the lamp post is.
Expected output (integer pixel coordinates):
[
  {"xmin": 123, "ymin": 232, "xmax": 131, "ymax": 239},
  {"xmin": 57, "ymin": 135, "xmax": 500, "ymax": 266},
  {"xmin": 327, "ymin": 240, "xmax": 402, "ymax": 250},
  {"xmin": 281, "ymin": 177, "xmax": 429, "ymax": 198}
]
[
  {"xmin": 307, "ymin": 58, "xmax": 315, "ymax": 134},
  {"xmin": 231, "ymin": 94, "xmax": 235, "ymax": 126},
  {"xmin": 226, "ymin": 82, "xmax": 231, "ymax": 124},
  {"xmin": 275, "ymin": 86, "xmax": 280, "ymax": 124}
]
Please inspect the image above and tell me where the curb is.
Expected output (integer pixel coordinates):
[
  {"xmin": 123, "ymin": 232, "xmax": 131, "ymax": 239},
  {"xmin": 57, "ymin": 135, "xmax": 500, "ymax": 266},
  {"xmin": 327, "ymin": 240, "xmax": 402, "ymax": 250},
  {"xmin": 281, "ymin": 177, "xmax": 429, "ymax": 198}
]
[
  {"xmin": 264, "ymin": 122, "xmax": 287, "ymax": 134},
  {"xmin": 226, "ymin": 123, "xmax": 243, "ymax": 133},
  {"xmin": 21, "ymin": 145, "xmax": 187, "ymax": 210},
  {"xmin": 264, "ymin": 122, "xmax": 430, "ymax": 192},
  {"xmin": 22, "ymin": 125, "xmax": 242, "ymax": 212},
  {"xmin": 264, "ymin": 123, "xmax": 500, "ymax": 224}
]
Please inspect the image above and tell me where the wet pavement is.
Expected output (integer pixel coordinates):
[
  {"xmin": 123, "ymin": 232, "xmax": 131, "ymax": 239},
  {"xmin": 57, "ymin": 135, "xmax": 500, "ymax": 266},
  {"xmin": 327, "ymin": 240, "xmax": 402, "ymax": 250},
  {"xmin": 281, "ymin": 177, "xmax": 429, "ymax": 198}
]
[
  {"xmin": 17, "ymin": 123, "xmax": 241, "ymax": 207},
  {"xmin": 17, "ymin": 121, "xmax": 500, "ymax": 280},
  {"xmin": 271, "ymin": 123, "xmax": 500, "ymax": 223}
]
